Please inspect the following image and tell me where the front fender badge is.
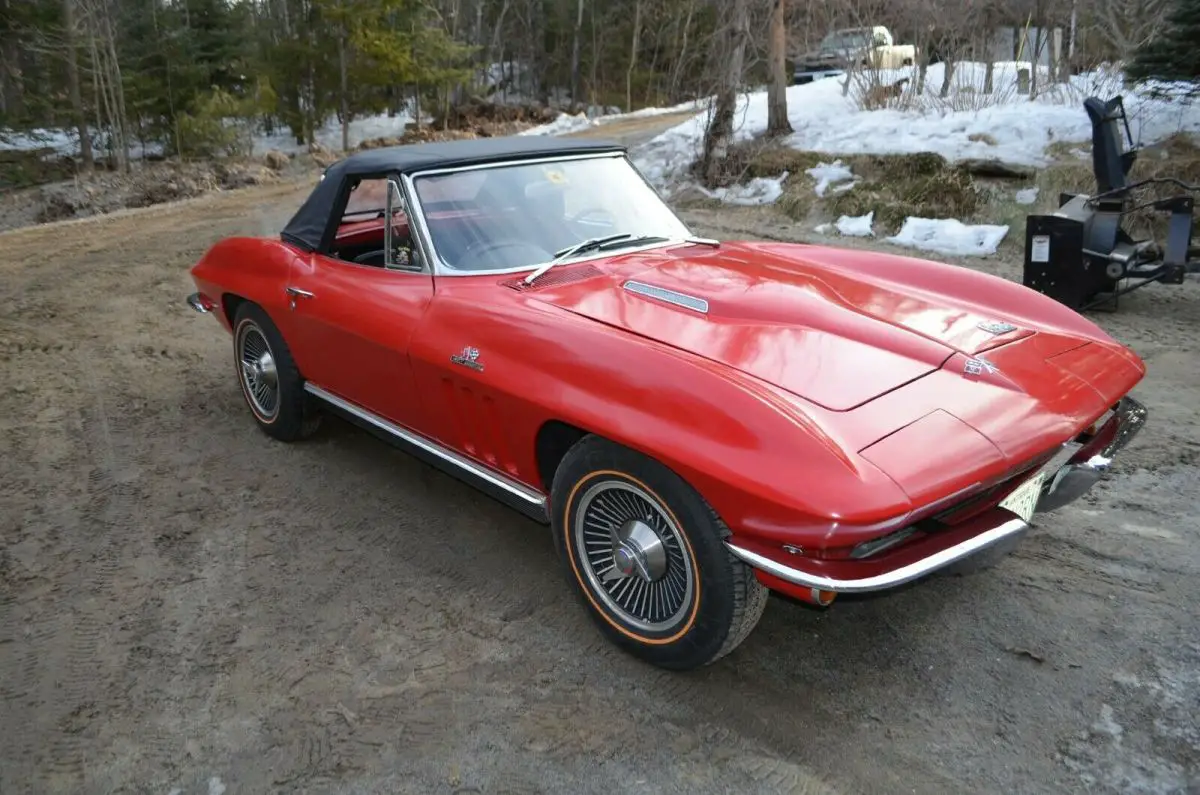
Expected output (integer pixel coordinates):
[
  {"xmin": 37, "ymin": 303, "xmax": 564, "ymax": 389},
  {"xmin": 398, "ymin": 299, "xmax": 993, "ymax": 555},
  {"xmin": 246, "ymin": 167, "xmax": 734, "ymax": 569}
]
[{"xmin": 451, "ymin": 346, "xmax": 484, "ymax": 372}]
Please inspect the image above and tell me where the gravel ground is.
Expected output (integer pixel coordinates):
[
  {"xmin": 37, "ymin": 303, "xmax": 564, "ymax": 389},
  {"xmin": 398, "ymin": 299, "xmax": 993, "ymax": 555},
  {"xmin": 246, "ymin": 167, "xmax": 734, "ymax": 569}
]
[{"xmin": 1, "ymin": 129, "xmax": 1198, "ymax": 795}]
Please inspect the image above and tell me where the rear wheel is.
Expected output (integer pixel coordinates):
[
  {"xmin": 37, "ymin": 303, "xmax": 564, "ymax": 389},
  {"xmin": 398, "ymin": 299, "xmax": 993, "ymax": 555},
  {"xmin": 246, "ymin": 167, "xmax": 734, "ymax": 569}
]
[
  {"xmin": 551, "ymin": 436, "xmax": 768, "ymax": 670},
  {"xmin": 232, "ymin": 302, "xmax": 320, "ymax": 442}
]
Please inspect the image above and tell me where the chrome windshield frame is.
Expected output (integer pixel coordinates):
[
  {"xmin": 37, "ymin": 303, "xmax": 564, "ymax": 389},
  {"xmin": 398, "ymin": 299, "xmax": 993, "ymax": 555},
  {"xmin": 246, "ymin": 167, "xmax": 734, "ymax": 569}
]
[{"xmin": 398, "ymin": 151, "xmax": 697, "ymax": 278}]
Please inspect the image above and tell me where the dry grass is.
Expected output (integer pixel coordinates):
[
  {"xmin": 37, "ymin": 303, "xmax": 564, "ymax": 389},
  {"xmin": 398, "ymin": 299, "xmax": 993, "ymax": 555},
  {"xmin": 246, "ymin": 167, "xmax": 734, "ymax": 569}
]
[
  {"xmin": 720, "ymin": 129, "xmax": 1200, "ymax": 252},
  {"xmin": 972, "ymin": 130, "xmax": 1200, "ymax": 255},
  {"xmin": 730, "ymin": 142, "xmax": 983, "ymax": 234}
]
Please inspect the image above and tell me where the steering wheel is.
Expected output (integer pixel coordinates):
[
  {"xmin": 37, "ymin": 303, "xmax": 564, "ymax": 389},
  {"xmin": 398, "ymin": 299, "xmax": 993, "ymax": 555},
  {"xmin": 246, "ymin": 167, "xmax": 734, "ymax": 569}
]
[{"xmin": 456, "ymin": 239, "xmax": 552, "ymax": 271}]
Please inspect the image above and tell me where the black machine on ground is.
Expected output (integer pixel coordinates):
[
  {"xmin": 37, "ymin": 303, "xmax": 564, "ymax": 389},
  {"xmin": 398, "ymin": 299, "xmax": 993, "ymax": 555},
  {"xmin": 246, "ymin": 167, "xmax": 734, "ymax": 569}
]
[{"xmin": 1022, "ymin": 95, "xmax": 1200, "ymax": 311}]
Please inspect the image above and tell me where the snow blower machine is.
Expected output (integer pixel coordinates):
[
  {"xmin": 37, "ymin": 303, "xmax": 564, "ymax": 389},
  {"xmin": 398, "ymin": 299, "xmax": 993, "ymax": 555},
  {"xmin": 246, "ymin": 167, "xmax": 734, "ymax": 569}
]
[{"xmin": 1022, "ymin": 95, "xmax": 1200, "ymax": 311}]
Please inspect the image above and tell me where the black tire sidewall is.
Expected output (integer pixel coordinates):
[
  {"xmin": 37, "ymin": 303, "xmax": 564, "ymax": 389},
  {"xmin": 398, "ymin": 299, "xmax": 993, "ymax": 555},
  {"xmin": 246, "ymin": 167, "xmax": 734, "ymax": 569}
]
[
  {"xmin": 551, "ymin": 436, "xmax": 741, "ymax": 669},
  {"xmin": 232, "ymin": 303, "xmax": 312, "ymax": 441}
]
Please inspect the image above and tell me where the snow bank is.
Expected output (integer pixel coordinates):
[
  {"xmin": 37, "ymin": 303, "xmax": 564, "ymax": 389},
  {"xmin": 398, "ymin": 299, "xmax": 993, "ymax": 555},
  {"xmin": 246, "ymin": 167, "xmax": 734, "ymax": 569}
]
[
  {"xmin": 886, "ymin": 217, "xmax": 1010, "ymax": 257},
  {"xmin": 0, "ymin": 110, "xmax": 422, "ymax": 159},
  {"xmin": 517, "ymin": 112, "xmax": 597, "ymax": 136},
  {"xmin": 252, "ymin": 111, "xmax": 418, "ymax": 155},
  {"xmin": 632, "ymin": 62, "xmax": 1200, "ymax": 197}
]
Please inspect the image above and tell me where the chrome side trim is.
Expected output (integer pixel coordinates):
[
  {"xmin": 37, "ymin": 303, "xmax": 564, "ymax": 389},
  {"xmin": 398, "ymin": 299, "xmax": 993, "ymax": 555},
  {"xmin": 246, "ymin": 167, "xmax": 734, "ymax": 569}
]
[
  {"xmin": 725, "ymin": 517, "xmax": 1029, "ymax": 593},
  {"xmin": 1036, "ymin": 394, "xmax": 1147, "ymax": 514},
  {"xmin": 303, "ymin": 383, "xmax": 549, "ymax": 522},
  {"xmin": 622, "ymin": 280, "xmax": 709, "ymax": 313}
]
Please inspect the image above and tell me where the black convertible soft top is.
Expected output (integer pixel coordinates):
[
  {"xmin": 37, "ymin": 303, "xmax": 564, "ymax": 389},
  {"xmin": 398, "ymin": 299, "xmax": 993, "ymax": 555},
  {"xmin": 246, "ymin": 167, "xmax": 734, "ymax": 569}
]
[{"xmin": 280, "ymin": 136, "xmax": 626, "ymax": 252}]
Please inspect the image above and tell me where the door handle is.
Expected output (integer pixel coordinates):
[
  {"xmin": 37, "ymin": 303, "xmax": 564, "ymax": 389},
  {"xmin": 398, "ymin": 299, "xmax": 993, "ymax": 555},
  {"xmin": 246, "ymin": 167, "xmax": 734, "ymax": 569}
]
[{"xmin": 285, "ymin": 286, "xmax": 314, "ymax": 310}]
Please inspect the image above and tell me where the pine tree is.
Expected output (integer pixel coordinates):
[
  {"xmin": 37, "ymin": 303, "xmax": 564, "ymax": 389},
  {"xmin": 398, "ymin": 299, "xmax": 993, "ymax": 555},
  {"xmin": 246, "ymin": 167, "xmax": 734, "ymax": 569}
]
[{"xmin": 1126, "ymin": 0, "xmax": 1200, "ymax": 91}]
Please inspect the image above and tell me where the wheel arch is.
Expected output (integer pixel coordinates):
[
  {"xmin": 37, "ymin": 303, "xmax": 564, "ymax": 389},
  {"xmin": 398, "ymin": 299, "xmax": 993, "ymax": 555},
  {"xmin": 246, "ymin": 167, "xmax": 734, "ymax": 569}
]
[
  {"xmin": 222, "ymin": 292, "xmax": 248, "ymax": 329},
  {"xmin": 189, "ymin": 236, "xmax": 301, "ymax": 332},
  {"xmin": 534, "ymin": 419, "xmax": 590, "ymax": 493}
]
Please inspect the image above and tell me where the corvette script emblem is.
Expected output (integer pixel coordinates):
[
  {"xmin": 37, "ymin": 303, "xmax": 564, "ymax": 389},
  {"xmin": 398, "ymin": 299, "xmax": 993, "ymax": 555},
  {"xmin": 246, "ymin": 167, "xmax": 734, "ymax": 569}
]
[
  {"xmin": 978, "ymin": 320, "xmax": 1018, "ymax": 335},
  {"xmin": 451, "ymin": 346, "xmax": 484, "ymax": 372},
  {"xmin": 964, "ymin": 357, "xmax": 1001, "ymax": 376}
]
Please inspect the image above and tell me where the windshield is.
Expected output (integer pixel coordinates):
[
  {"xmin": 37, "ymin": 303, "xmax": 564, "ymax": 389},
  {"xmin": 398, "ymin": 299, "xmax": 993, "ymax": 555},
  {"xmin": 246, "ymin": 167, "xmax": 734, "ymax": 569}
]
[{"xmin": 411, "ymin": 154, "xmax": 693, "ymax": 272}]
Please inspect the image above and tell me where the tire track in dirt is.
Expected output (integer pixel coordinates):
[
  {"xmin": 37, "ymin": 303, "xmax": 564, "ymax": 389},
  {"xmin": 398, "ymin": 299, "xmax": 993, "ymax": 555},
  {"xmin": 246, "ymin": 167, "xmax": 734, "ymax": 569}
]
[{"xmin": 33, "ymin": 351, "xmax": 143, "ymax": 789}]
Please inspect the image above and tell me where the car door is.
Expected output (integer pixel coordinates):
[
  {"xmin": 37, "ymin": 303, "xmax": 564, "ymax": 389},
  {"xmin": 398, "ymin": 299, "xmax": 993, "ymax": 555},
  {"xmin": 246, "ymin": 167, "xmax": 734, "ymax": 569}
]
[{"xmin": 283, "ymin": 177, "xmax": 433, "ymax": 428}]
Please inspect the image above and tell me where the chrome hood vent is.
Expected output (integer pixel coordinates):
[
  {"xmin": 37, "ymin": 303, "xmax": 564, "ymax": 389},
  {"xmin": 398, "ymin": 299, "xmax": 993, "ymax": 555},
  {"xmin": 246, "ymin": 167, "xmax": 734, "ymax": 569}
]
[{"xmin": 621, "ymin": 280, "xmax": 709, "ymax": 314}]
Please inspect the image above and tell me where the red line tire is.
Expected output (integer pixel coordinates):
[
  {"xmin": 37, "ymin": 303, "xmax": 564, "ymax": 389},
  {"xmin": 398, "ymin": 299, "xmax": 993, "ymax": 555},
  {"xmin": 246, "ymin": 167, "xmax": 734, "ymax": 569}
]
[
  {"xmin": 551, "ymin": 435, "xmax": 768, "ymax": 670},
  {"xmin": 232, "ymin": 302, "xmax": 321, "ymax": 442}
]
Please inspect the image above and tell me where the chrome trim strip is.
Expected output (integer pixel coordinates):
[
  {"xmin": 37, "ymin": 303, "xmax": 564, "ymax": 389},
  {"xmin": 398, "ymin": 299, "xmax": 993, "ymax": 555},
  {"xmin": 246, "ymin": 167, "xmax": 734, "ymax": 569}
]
[
  {"xmin": 725, "ymin": 517, "xmax": 1029, "ymax": 593},
  {"xmin": 401, "ymin": 152, "xmax": 699, "ymax": 278},
  {"xmin": 622, "ymin": 280, "xmax": 709, "ymax": 313},
  {"xmin": 303, "ymin": 383, "xmax": 548, "ymax": 512}
]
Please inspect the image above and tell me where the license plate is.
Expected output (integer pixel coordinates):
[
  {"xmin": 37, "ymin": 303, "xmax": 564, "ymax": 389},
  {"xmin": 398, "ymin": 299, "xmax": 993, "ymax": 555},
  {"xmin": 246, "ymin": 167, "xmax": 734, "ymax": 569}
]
[{"xmin": 999, "ymin": 470, "xmax": 1047, "ymax": 523}]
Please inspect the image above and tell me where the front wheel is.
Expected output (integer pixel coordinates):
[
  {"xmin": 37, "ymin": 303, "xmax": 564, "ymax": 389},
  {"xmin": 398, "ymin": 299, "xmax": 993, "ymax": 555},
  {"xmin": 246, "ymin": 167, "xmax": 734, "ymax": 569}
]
[
  {"xmin": 551, "ymin": 436, "xmax": 769, "ymax": 670},
  {"xmin": 232, "ymin": 302, "xmax": 321, "ymax": 442}
]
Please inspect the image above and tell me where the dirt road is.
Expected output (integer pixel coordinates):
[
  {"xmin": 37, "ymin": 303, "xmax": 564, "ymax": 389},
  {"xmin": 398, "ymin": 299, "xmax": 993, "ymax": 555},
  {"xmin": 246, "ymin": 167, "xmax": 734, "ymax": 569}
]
[{"xmin": 2, "ymin": 159, "xmax": 1198, "ymax": 794}]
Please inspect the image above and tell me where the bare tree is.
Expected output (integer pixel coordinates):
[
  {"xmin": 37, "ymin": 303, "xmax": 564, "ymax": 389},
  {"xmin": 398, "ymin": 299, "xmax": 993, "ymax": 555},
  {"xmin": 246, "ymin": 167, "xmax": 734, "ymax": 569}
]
[
  {"xmin": 700, "ymin": 0, "xmax": 749, "ymax": 186},
  {"xmin": 626, "ymin": 0, "xmax": 642, "ymax": 113},
  {"xmin": 62, "ymin": 0, "xmax": 93, "ymax": 171},
  {"xmin": 766, "ymin": 0, "xmax": 792, "ymax": 136},
  {"xmin": 1090, "ymin": 0, "xmax": 1172, "ymax": 60},
  {"xmin": 570, "ymin": 0, "xmax": 585, "ymax": 109}
]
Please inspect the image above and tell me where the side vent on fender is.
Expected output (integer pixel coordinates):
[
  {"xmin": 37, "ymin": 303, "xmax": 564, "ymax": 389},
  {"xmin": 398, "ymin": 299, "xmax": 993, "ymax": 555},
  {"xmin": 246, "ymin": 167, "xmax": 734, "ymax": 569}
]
[{"xmin": 502, "ymin": 263, "xmax": 603, "ymax": 291}]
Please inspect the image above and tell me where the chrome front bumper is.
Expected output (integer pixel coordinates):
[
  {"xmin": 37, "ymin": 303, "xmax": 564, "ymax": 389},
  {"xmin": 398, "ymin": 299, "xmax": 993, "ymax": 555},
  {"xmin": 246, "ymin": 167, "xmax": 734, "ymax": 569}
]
[
  {"xmin": 725, "ymin": 394, "xmax": 1147, "ymax": 595},
  {"xmin": 726, "ymin": 515, "xmax": 1030, "ymax": 594},
  {"xmin": 1035, "ymin": 394, "xmax": 1147, "ymax": 514},
  {"xmin": 186, "ymin": 292, "xmax": 211, "ymax": 313}
]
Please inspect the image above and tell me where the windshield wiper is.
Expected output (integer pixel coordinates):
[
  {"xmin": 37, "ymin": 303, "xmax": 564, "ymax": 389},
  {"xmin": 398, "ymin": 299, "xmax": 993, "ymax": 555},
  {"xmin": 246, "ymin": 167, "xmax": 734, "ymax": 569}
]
[
  {"xmin": 523, "ymin": 233, "xmax": 634, "ymax": 284},
  {"xmin": 524, "ymin": 233, "xmax": 707, "ymax": 285}
]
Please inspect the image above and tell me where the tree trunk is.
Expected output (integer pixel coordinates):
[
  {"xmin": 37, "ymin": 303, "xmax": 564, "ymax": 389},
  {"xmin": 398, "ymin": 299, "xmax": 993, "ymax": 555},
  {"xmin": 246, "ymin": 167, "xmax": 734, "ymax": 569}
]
[
  {"xmin": 701, "ymin": 0, "xmax": 748, "ymax": 188},
  {"xmin": 570, "ymin": 0, "xmax": 585, "ymax": 110},
  {"xmin": 766, "ymin": 0, "xmax": 792, "ymax": 136},
  {"xmin": 0, "ymin": 0, "xmax": 22, "ymax": 120},
  {"xmin": 63, "ymin": 0, "xmax": 93, "ymax": 171},
  {"xmin": 668, "ymin": 0, "xmax": 695, "ymax": 101},
  {"xmin": 983, "ymin": 60, "xmax": 994, "ymax": 93},
  {"xmin": 939, "ymin": 59, "xmax": 956, "ymax": 97},
  {"xmin": 97, "ymin": 3, "xmax": 129, "ymax": 169},
  {"xmin": 338, "ymin": 5, "xmax": 349, "ymax": 152},
  {"xmin": 1030, "ymin": 24, "xmax": 1043, "ymax": 98},
  {"xmin": 626, "ymin": 0, "xmax": 642, "ymax": 113}
]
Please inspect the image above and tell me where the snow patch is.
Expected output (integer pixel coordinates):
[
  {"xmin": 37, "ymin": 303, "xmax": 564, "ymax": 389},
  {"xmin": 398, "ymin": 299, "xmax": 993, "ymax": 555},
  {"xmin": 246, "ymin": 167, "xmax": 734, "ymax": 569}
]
[
  {"xmin": 1015, "ymin": 186, "xmax": 1040, "ymax": 204},
  {"xmin": 886, "ymin": 217, "xmax": 1009, "ymax": 257},
  {"xmin": 807, "ymin": 160, "xmax": 855, "ymax": 197},
  {"xmin": 698, "ymin": 173, "xmax": 789, "ymax": 206},
  {"xmin": 836, "ymin": 212, "xmax": 874, "ymax": 237}
]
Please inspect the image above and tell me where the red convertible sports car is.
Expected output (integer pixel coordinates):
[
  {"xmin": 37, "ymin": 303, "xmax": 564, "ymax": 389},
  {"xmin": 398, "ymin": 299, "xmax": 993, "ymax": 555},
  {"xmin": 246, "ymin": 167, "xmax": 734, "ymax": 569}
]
[{"xmin": 187, "ymin": 136, "xmax": 1148, "ymax": 670}]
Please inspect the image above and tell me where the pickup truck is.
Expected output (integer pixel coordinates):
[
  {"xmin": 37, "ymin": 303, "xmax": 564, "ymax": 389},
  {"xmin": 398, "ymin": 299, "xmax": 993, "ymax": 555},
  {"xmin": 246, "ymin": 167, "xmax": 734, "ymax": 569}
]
[{"xmin": 793, "ymin": 26, "xmax": 917, "ymax": 84}]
